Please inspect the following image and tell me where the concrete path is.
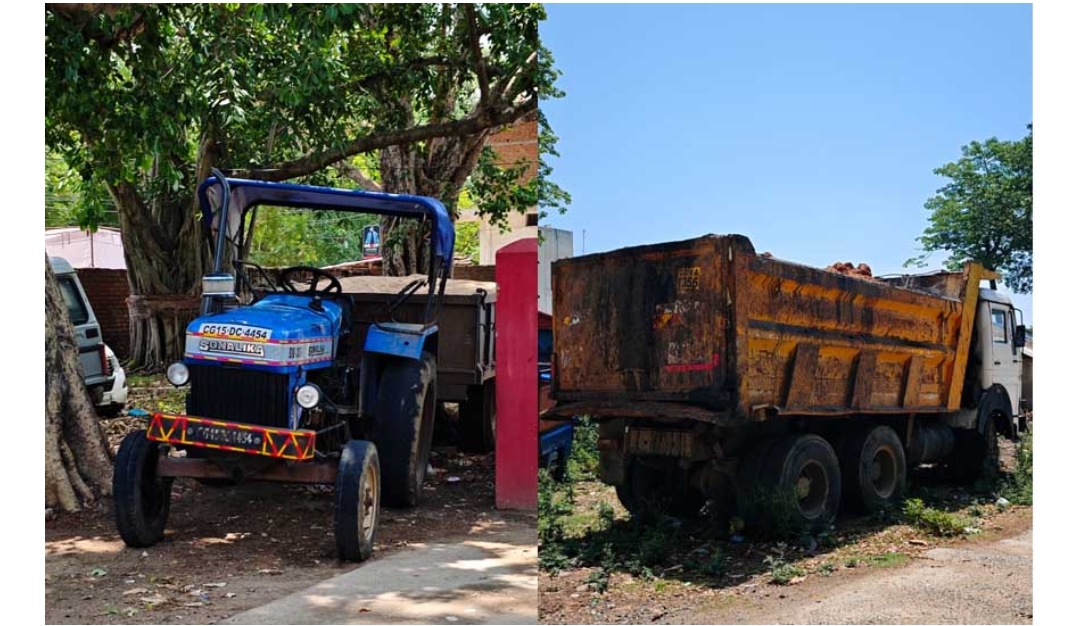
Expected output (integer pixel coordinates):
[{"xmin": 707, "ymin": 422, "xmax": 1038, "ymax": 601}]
[
  {"xmin": 687, "ymin": 530, "xmax": 1033, "ymax": 624},
  {"xmin": 225, "ymin": 519, "xmax": 537, "ymax": 625}
]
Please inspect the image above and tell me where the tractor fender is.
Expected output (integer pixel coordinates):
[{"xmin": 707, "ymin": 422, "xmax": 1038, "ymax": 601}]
[{"xmin": 977, "ymin": 384, "xmax": 1016, "ymax": 441}]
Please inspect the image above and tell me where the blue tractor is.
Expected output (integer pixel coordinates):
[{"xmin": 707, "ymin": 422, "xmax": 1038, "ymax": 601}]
[{"xmin": 113, "ymin": 172, "xmax": 454, "ymax": 562}]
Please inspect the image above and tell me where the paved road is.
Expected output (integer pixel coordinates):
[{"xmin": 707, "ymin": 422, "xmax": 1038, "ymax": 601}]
[
  {"xmin": 686, "ymin": 530, "xmax": 1033, "ymax": 625},
  {"xmin": 225, "ymin": 519, "xmax": 537, "ymax": 625}
]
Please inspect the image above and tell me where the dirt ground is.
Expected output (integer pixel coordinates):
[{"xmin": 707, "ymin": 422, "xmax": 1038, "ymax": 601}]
[
  {"xmin": 539, "ymin": 440, "xmax": 1033, "ymax": 625},
  {"xmin": 46, "ymin": 379, "xmax": 512, "ymax": 625}
]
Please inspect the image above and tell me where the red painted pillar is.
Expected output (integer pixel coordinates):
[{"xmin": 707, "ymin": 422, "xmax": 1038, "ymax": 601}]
[{"xmin": 495, "ymin": 238, "xmax": 538, "ymax": 510}]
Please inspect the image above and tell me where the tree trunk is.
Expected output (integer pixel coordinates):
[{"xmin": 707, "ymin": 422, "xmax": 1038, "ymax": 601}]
[
  {"xmin": 379, "ymin": 132, "xmax": 490, "ymax": 276},
  {"xmin": 45, "ymin": 256, "xmax": 114, "ymax": 513},
  {"xmin": 110, "ymin": 169, "xmax": 209, "ymax": 371}
]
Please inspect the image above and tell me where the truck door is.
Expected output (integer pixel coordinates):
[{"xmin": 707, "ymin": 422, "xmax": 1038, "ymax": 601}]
[{"xmin": 984, "ymin": 303, "xmax": 1023, "ymax": 416}]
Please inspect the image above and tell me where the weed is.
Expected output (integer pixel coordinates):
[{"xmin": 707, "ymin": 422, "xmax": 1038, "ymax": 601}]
[
  {"xmin": 866, "ymin": 552, "xmax": 909, "ymax": 568},
  {"xmin": 763, "ymin": 555, "xmax": 804, "ymax": 585},
  {"xmin": 816, "ymin": 562, "xmax": 836, "ymax": 576},
  {"xmin": 749, "ymin": 488, "xmax": 800, "ymax": 539},
  {"xmin": 999, "ymin": 430, "xmax": 1033, "ymax": 506},
  {"xmin": 902, "ymin": 498, "xmax": 969, "ymax": 536},
  {"xmin": 586, "ymin": 568, "xmax": 610, "ymax": 593},
  {"xmin": 566, "ymin": 418, "xmax": 599, "ymax": 482}
]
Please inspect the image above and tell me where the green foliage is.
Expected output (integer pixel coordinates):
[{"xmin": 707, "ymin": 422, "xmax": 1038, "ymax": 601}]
[
  {"xmin": 1000, "ymin": 430, "xmax": 1033, "ymax": 506},
  {"xmin": 910, "ymin": 124, "xmax": 1032, "ymax": 293},
  {"xmin": 902, "ymin": 498, "xmax": 969, "ymax": 536},
  {"xmin": 566, "ymin": 418, "xmax": 599, "ymax": 482},
  {"xmin": 763, "ymin": 555, "xmax": 804, "ymax": 585},
  {"xmin": 454, "ymin": 220, "xmax": 480, "ymax": 264},
  {"xmin": 46, "ymin": 4, "xmax": 567, "ymax": 274},
  {"xmin": 246, "ymin": 208, "xmax": 378, "ymax": 268},
  {"xmin": 749, "ymin": 488, "xmax": 801, "ymax": 539}
]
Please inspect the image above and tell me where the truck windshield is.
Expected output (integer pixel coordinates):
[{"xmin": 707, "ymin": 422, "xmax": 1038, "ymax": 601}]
[{"xmin": 58, "ymin": 276, "xmax": 89, "ymax": 325}]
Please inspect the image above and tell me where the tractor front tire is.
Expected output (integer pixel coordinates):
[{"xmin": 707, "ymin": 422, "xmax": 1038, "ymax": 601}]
[
  {"xmin": 335, "ymin": 440, "xmax": 381, "ymax": 562},
  {"xmin": 113, "ymin": 431, "xmax": 173, "ymax": 548},
  {"xmin": 374, "ymin": 352, "xmax": 437, "ymax": 508}
]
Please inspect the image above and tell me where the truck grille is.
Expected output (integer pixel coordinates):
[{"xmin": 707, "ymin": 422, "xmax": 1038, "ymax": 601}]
[{"xmin": 187, "ymin": 364, "xmax": 292, "ymax": 429}]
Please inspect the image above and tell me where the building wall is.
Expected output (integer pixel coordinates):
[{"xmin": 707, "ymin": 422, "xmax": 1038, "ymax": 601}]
[
  {"xmin": 77, "ymin": 268, "xmax": 131, "ymax": 360},
  {"xmin": 539, "ymin": 227, "xmax": 574, "ymax": 315}
]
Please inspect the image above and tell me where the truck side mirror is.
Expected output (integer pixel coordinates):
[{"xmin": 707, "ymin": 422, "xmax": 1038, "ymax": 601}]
[{"xmin": 1014, "ymin": 324, "xmax": 1027, "ymax": 348}]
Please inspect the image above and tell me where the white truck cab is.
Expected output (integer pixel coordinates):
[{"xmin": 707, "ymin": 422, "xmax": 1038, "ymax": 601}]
[
  {"xmin": 975, "ymin": 288, "xmax": 1027, "ymax": 423},
  {"xmin": 49, "ymin": 257, "xmax": 128, "ymax": 415}
]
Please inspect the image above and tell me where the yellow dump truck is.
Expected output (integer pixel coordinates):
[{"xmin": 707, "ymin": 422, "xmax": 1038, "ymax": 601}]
[{"xmin": 546, "ymin": 235, "xmax": 1027, "ymax": 529}]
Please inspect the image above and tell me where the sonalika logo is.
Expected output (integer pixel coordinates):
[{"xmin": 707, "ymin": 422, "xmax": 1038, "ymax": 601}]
[{"xmin": 199, "ymin": 339, "xmax": 265, "ymax": 357}]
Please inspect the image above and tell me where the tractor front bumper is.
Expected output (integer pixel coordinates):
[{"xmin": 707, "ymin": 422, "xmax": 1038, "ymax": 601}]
[{"xmin": 147, "ymin": 413, "xmax": 316, "ymax": 461}]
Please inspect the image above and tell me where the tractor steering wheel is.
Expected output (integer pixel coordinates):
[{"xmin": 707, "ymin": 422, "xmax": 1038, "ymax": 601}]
[{"xmin": 278, "ymin": 266, "xmax": 343, "ymax": 297}]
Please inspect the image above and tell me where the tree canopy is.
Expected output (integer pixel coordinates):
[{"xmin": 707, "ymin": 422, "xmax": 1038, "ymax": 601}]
[{"xmin": 911, "ymin": 125, "xmax": 1032, "ymax": 293}]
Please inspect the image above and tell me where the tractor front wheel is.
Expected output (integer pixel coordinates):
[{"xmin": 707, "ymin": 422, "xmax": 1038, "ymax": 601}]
[
  {"xmin": 334, "ymin": 440, "xmax": 380, "ymax": 562},
  {"xmin": 374, "ymin": 352, "xmax": 437, "ymax": 508},
  {"xmin": 113, "ymin": 431, "xmax": 173, "ymax": 548}
]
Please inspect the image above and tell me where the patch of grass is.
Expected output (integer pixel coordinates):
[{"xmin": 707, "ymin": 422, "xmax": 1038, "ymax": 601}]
[
  {"xmin": 816, "ymin": 561, "xmax": 836, "ymax": 576},
  {"xmin": 903, "ymin": 498, "xmax": 969, "ymax": 537},
  {"xmin": 999, "ymin": 430, "xmax": 1033, "ymax": 506},
  {"xmin": 749, "ymin": 488, "xmax": 801, "ymax": 539},
  {"xmin": 866, "ymin": 552, "xmax": 909, "ymax": 568},
  {"xmin": 763, "ymin": 555, "xmax": 804, "ymax": 585}
]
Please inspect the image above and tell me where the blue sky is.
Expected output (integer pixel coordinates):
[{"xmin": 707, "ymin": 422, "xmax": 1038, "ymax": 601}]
[{"xmin": 540, "ymin": 3, "xmax": 1033, "ymax": 320}]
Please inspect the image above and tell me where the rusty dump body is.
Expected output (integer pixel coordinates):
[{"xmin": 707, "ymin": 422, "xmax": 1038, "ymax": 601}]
[{"xmin": 550, "ymin": 235, "xmax": 992, "ymax": 425}]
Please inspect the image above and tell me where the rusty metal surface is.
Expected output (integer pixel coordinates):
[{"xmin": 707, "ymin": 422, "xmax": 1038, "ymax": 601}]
[
  {"xmin": 541, "ymin": 400, "xmax": 730, "ymax": 424},
  {"xmin": 552, "ymin": 234, "xmax": 989, "ymax": 421},
  {"xmin": 158, "ymin": 456, "xmax": 339, "ymax": 484}
]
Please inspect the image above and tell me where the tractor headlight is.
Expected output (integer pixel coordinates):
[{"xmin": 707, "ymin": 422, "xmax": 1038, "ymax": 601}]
[
  {"xmin": 295, "ymin": 384, "xmax": 321, "ymax": 409},
  {"xmin": 166, "ymin": 362, "xmax": 189, "ymax": 387},
  {"xmin": 202, "ymin": 273, "xmax": 235, "ymax": 296}
]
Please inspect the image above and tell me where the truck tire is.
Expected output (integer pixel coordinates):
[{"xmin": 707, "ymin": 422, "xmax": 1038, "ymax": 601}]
[
  {"xmin": 113, "ymin": 431, "xmax": 173, "ymax": 548},
  {"xmin": 756, "ymin": 434, "xmax": 841, "ymax": 533},
  {"xmin": 947, "ymin": 420, "xmax": 1000, "ymax": 483},
  {"xmin": 334, "ymin": 440, "xmax": 380, "ymax": 562},
  {"xmin": 615, "ymin": 457, "xmax": 703, "ymax": 519},
  {"xmin": 373, "ymin": 352, "xmax": 437, "ymax": 508},
  {"xmin": 458, "ymin": 381, "xmax": 495, "ymax": 453},
  {"xmin": 841, "ymin": 425, "xmax": 906, "ymax": 512}
]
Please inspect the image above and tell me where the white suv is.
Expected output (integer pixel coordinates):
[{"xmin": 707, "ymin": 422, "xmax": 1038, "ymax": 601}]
[{"xmin": 50, "ymin": 256, "xmax": 128, "ymax": 416}]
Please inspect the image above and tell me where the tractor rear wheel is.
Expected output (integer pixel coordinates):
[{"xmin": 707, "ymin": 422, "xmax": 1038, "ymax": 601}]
[
  {"xmin": 334, "ymin": 440, "xmax": 380, "ymax": 562},
  {"xmin": 113, "ymin": 431, "xmax": 173, "ymax": 548},
  {"xmin": 374, "ymin": 352, "xmax": 437, "ymax": 508}
]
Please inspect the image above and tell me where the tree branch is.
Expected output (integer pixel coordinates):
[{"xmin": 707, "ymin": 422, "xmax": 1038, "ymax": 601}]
[
  {"xmin": 334, "ymin": 160, "xmax": 382, "ymax": 191},
  {"xmin": 464, "ymin": 4, "xmax": 490, "ymax": 106},
  {"xmin": 228, "ymin": 99, "xmax": 536, "ymax": 181}
]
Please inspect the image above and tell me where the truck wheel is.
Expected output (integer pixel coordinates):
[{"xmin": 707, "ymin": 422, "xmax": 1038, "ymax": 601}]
[
  {"xmin": 335, "ymin": 440, "xmax": 380, "ymax": 562},
  {"xmin": 615, "ymin": 457, "xmax": 702, "ymax": 519},
  {"xmin": 841, "ymin": 426, "xmax": 906, "ymax": 512},
  {"xmin": 754, "ymin": 435, "xmax": 841, "ymax": 533},
  {"xmin": 458, "ymin": 381, "xmax": 495, "ymax": 453},
  {"xmin": 948, "ymin": 420, "xmax": 1000, "ymax": 483},
  {"xmin": 374, "ymin": 353, "xmax": 437, "ymax": 508},
  {"xmin": 113, "ymin": 431, "xmax": 173, "ymax": 548}
]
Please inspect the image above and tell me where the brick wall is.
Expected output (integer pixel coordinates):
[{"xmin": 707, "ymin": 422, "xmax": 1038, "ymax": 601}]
[
  {"xmin": 77, "ymin": 268, "xmax": 131, "ymax": 360},
  {"xmin": 452, "ymin": 264, "xmax": 496, "ymax": 283}
]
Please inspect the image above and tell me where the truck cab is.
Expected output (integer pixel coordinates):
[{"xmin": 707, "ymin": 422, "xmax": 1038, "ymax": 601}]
[{"xmin": 974, "ymin": 288, "xmax": 1027, "ymax": 430}]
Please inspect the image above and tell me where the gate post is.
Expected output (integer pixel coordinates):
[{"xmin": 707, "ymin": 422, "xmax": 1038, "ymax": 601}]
[{"xmin": 495, "ymin": 238, "xmax": 538, "ymax": 509}]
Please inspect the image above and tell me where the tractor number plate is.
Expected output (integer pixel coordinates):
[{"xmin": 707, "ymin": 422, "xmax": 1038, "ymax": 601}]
[{"xmin": 147, "ymin": 413, "xmax": 316, "ymax": 460}]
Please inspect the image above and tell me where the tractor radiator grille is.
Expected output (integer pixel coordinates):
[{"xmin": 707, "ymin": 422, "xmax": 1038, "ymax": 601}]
[{"xmin": 187, "ymin": 364, "xmax": 292, "ymax": 429}]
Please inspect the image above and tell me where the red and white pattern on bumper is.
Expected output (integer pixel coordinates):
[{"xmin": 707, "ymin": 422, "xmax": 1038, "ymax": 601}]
[{"xmin": 147, "ymin": 412, "xmax": 316, "ymax": 460}]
